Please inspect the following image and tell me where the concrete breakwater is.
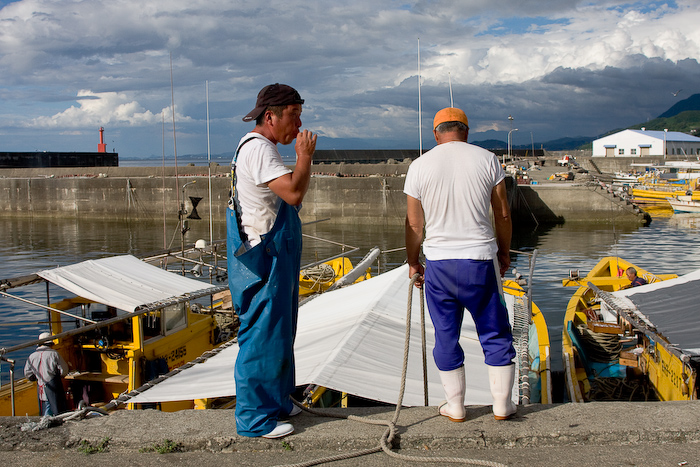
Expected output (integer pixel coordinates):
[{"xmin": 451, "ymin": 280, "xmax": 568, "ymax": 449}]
[{"xmin": 0, "ymin": 159, "xmax": 649, "ymax": 225}]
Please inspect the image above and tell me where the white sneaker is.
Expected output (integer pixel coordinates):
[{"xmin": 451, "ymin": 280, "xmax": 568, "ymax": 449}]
[
  {"xmin": 288, "ymin": 404, "xmax": 302, "ymax": 417},
  {"xmin": 261, "ymin": 422, "xmax": 294, "ymax": 439}
]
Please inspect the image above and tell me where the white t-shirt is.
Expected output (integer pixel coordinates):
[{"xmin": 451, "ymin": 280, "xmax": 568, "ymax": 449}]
[
  {"xmin": 232, "ymin": 133, "xmax": 292, "ymax": 247},
  {"xmin": 403, "ymin": 141, "xmax": 505, "ymax": 261}
]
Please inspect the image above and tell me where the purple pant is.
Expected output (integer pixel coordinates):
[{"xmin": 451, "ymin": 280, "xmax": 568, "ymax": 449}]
[{"xmin": 424, "ymin": 258, "xmax": 515, "ymax": 371}]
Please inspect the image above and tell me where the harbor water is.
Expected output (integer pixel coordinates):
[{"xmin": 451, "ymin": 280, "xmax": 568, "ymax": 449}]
[{"xmin": 2, "ymin": 211, "xmax": 700, "ymax": 396}]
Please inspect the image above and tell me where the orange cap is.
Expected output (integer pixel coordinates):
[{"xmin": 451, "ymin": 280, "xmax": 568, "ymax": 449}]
[{"xmin": 433, "ymin": 107, "xmax": 469, "ymax": 130}]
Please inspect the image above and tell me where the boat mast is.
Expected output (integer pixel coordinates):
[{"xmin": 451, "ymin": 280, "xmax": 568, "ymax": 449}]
[
  {"xmin": 161, "ymin": 111, "xmax": 167, "ymax": 250},
  {"xmin": 170, "ymin": 53, "xmax": 186, "ymax": 274},
  {"xmin": 448, "ymin": 71, "xmax": 454, "ymax": 108},
  {"xmin": 418, "ymin": 38, "xmax": 423, "ymax": 156},
  {"xmin": 170, "ymin": 52, "xmax": 180, "ymax": 213},
  {"xmin": 206, "ymin": 81, "xmax": 213, "ymax": 249}
]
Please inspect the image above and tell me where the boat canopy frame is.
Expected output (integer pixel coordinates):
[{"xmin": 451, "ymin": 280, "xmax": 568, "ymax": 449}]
[
  {"xmin": 0, "ymin": 284, "xmax": 228, "ymax": 357},
  {"xmin": 589, "ymin": 282, "xmax": 694, "ymax": 365}
]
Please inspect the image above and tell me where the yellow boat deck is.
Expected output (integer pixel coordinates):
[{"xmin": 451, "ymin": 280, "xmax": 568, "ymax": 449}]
[{"xmin": 561, "ymin": 257, "xmax": 696, "ymax": 402}]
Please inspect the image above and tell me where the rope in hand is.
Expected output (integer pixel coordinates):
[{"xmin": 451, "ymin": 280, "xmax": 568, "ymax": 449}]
[{"xmin": 274, "ymin": 273, "xmax": 506, "ymax": 467}]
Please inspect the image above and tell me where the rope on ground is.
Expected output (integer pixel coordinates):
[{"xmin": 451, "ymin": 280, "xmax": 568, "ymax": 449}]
[
  {"xmin": 274, "ymin": 274, "xmax": 506, "ymax": 467},
  {"xmin": 19, "ymin": 405, "xmax": 111, "ymax": 432}
]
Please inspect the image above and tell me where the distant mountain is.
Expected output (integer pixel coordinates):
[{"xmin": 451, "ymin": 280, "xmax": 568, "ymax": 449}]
[
  {"xmin": 658, "ymin": 93, "xmax": 700, "ymax": 118},
  {"xmin": 167, "ymin": 94, "xmax": 700, "ymax": 159},
  {"xmin": 450, "ymin": 95, "xmax": 699, "ymax": 151},
  {"xmin": 625, "ymin": 93, "xmax": 700, "ymax": 136},
  {"xmin": 471, "ymin": 136, "xmax": 592, "ymax": 151},
  {"xmin": 627, "ymin": 110, "xmax": 700, "ymax": 135},
  {"xmin": 471, "ymin": 139, "xmax": 507, "ymax": 150},
  {"xmin": 528, "ymin": 137, "xmax": 593, "ymax": 151},
  {"xmin": 566, "ymin": 93, "xmax": 700, "ymax": 150}
]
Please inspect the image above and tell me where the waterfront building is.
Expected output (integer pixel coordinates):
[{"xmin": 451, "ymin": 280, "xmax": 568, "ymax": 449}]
[{"xmin": 592, "ymin": 129, "xmax": 700, "ymax": 158}]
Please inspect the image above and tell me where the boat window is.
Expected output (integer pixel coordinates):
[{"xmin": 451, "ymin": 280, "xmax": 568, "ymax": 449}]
[
  {"xmin": 142, "ymin": 312, "xmax": 162, "ymax": 341},
  {"xmin": 163, "ymin": 303, "xmax": 188, "ymax": 335}
]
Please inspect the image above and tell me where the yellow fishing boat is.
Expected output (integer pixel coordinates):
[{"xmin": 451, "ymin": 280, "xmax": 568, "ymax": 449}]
[
  {"xmin": 1, "ymin": 248, "xmax": 372, "ymax": 416},
  {"xmin": 631, "ymin": 183, "xmax": 700, "ymax": 205},
  {"xmin": 0, "ymin": 255, "xmax": 232, "ymax": 416},
  {"xmin": 123, "ymin": 249, "xmax": 552, "ymax": 411},
  {"xmin": 299, "ymin": 257, "xmax": 371, "ymax": 297},
  {"xmin": 631, "ymin": 164, "xmax": 700, "ymax": 206},
  {"xmin": 300, "ymin": 273, "xmax": 553, "ymax": 409},
  {"xmin": 562, "ymin": 257, "xmax": 699, "ymax": 402}
]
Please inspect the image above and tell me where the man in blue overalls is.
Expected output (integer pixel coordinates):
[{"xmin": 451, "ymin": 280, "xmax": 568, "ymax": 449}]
[{"xmin": 227, "ymin": 84, "xmax": 317, "ymax": 439}]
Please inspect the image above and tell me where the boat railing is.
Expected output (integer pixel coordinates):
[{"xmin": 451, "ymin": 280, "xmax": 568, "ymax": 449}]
[
  {"xmin": 0, "ymin": 355, "xmax": 16, "ymax": 416},
  {"xmin": 504, "ymin": 248, "xmax": 539, "ymax": 405}
]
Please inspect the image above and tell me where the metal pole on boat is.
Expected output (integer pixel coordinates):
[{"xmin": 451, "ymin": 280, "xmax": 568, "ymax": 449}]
[
  {"xmin": 180, "ymin": 180, "xmax": 196, "ymax": 275},
  {"xmin": 1, "ymin": 356, "xmax": 16, "ymax": 416},
  {"xmin": 0, "ymin": 291, "xmax": 97, "ymax": 325}
]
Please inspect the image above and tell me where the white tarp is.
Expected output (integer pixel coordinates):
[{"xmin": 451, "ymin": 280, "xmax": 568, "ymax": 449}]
[
  {"xmin": 37, "ymin": 255, "xmax": 217, "ymax": 313},
  {"xmin": 128, "ymin": 264, "xmax": 518, "ymax": 407},
  {"xmin": 606, "ymin": 268, "xmax": 700, "ymax": 356}
]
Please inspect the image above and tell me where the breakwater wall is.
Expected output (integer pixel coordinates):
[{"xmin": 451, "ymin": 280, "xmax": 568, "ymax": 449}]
[{"xmin": 0, "ymin": 160, "xmax": 648, "ymax": 225}]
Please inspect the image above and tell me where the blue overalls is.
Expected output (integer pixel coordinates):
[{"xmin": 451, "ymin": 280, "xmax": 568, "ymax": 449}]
[{"xmin": 227, "ymin": 141, "xmax": 302, "ymax": 437}]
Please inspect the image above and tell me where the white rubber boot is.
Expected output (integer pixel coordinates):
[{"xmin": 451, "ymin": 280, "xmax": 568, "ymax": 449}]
[
  {"xmin": 487, "ymin": 364, "xmax": 517, "ymax": 420},
  {"xmin": 437, "ymin": 366, "xmax": 466, "ymax": 422}
]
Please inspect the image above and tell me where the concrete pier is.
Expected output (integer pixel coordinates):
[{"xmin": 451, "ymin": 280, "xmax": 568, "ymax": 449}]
[
  {"xmin": 1, "ymin": 402, "xmax": 699, "ymax": 466},
  {"xmin": 0, "ymin": 158, "xmax": 650, "ymax": 225}
]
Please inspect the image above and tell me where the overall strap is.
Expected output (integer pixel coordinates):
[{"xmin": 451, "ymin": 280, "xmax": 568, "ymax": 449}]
[{"xmin": 229, "ymin": 136, "xmax": 258, "ymax": 243}]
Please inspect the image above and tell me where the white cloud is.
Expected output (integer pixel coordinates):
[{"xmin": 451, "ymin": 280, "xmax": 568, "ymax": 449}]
[
  {"xmin": 425, "ymin": 1, "xmax": 700, "ymax": 87},
  {"xmin": 0, "ymin": 0, "xmax": 699, "ymax": 154},
  {"xmin": 25, "ymin": 90, "xmax": 189, "ymax": 129}
]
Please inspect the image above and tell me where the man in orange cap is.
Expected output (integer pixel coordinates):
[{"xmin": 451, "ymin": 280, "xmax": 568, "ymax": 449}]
[{"xmin": 404, "ymin": 107, "xmax": 516, "ymax": 422}]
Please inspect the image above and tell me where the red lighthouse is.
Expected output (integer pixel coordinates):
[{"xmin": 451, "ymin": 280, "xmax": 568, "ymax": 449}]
[{"xmin": 98, "ymin": 127, "xmax": 107, "ymax": 153}]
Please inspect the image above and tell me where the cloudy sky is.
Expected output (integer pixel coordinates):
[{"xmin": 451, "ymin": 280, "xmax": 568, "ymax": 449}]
[{"xmin": 1, "ymin": 0, "xmax": 699, "ymax": 159}]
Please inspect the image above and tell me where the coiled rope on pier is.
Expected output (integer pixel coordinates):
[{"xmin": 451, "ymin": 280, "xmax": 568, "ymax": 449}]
[{"xmin": 274, "ymin": 274, "xmax": 506, "ymax": 467}]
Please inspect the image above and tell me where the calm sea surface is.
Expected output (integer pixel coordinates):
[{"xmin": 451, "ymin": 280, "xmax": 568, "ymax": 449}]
[{"xmin": 2, "ymin": 211, "xmax": 700, "ymax": 386}]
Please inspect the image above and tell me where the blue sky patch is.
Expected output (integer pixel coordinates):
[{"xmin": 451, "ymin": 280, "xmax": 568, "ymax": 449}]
[
  {"xmin": 477, "ymin": 16, "xmax": 570, "ymax": 37},
  {"xmin": 607, "ymin": 1, "xmax": 678, "ymax": 15}
]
